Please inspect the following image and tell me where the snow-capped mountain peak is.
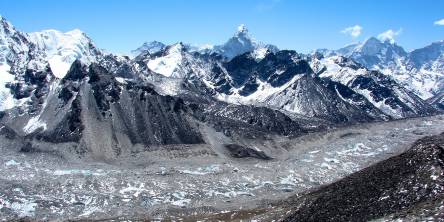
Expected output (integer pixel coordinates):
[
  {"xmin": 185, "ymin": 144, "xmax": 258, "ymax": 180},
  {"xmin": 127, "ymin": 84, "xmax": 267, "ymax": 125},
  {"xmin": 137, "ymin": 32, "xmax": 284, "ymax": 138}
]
[
  {"xmin": 131, "ymin": 40, "xmax": 166, "ymax": 57},
  {"xmin": 28, "ymin": 29, "xmax": 102, "ymax": 78},
  {"xmin": 204, "ymin": 24, "xmax": 278, "ymax": 61},
  {"xmin": 0, "ymin": 16, "xmax": 32, "ymax": 111},
  {"xmin": 146, "ymin": 42, "xmax": 187, "ymax": 77},
  {"xmin": 327, "ymin": 35, "xmax": 444, "ymax": 100},
  {"xmin": 235, "ymin": 24, "xmax": 249, "ymax": 37},
  {"xmin": 332, "ymin": 36, "xmax": 408, "ymax": 74},
  {"xmin": 216, "ymin": 24, "xmax": 258, "ymax": 60}
]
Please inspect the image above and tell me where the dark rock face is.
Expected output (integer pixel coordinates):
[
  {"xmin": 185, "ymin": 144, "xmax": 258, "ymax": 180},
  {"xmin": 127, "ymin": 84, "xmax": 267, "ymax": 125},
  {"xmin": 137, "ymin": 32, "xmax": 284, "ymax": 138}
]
[
  {"xmin": 257, "ymin": 51, "xmax": 312, "ymax": 88},
  {"xmin": 427, "ymin": 92, "xmax": 444, "ymax": 111},
  {"xmin": 0, "ymin": 125, "xmax": 17, "ymax": 140},
  {"xmin": 6, "ymin": 81, "xmax": 32, "ymax": 100},
  {"xmin": 282, "ymin": 133, "xmax": 444, "ymax": 222},
  {"xmin": 18, "ymin": 61, "xmax": 311, "ymax": 158},
  {"xmin": 5, "ymin": 64, "xmax": 53, "ymax": 115},
  {"xmin": 209, "ymin": 64, "xmax": 233, "ymax": 95},
  {"xmin": 62, "ymin": 60, "xmax": 87, "ymax": 82},
  {"xmin": 224, "ymin": 144, "xmax": 272, "ymax": 160},
  {"xmin": 214, "ymin": 51, "xmax": 397, "ymax": 123},
  {"xmin": 191, "ymin": 101, "xmax": 305, "ymax": 138},
  {"xmin": 349, "ymin": 71, "xmax": 436, "ymax": 117},
  {"xmin": 40, "ymin": 94, "xmax": 84, "ymax": 143},
  {"xmin": 19, "ymin": 142, "xmax": 34, "ymax": 153},
  {"xmin": 224, "ymin": 53, "xmax": 259, "ymax": 87},
  {"xmin": 8, "ymin": 66, "xmax": 51, "ymax": 101},
  {"xmin": 112, "ymin": 82, "xmax": 205, "ymax": 145},
  {"xmin": 319, "ymin": 77, "xmax": 390, "ymax": 121},
  {"xmin": 88, "ymin": 64, "xmax": 122, "ymax": 114},
  {"xmin": 223, "ymin": 50, "xmax": 312, "ymax": 96},
  {"xmin": 266, "ymin": 74, "xmax": 387, "ymax": 123},
  {"xmin": 323, "ymin": 79, "xmax": 376, "ymax": 109}
]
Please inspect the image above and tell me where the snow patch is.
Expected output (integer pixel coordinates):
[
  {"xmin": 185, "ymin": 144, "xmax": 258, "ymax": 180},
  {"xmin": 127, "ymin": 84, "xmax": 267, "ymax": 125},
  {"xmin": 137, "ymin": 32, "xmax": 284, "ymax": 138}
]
[
  {"xmin": 28, "ymin": 29, "xmax": 99, "ymax": 78},
  {"xmin": 0, "ymin": 63, "xmax": 20, "ymax": 111},
  {"xmin": 119, "ymin": 183, "xmax": 149, "ymax": 198},
  {"xmin": 252, "ymin": 47, "xmax": 268, "ymax": 61},
  {"xmin": 0, "ymin": 198, "xmax": 37, "ymax": 217},
  {"xmin": 357, "ymin": 89, "xmax": 402, "ymax": 118},
  {"xmin": 216, "ymin": 74, "xmax": 304, "ymax": 106},
  {"xmin": 23, "ymin": 114, "xmax": 47, "ymax": 134},
  {"xmin": 5, "ymin": 159, "xmax": 19, "ymax": 166},
  {"xmin": 180, "ymin": 165, "xmax": 221, "ymax": 175},
  {"xmin": 147, "ymin": 44, "xmax": 183, "ymax": 77},
  {"xmin": 280, "ymin": 173, "xmax": 303, "ymax": 186},
  {"xmin": 53, "ymin": 169, "xmax": 107, "ymax": 176}
]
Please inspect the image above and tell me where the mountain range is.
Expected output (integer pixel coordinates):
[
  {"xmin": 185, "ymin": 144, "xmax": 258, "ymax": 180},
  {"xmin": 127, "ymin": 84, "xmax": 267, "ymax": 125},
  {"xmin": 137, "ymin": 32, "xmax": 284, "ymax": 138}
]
[{"xmin": 0, "ymin": 16, "xmax": 443, "ymax": 159}]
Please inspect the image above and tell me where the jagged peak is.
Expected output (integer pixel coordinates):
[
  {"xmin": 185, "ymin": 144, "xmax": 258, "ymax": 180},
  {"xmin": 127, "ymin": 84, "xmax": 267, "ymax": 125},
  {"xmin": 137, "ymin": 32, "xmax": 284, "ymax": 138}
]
[
  {"xmin": 360, "ymin": 36, "xmax": 405, "ymax": 48},
  {"xmin": 349, "ymin": 36, "xmax": 407, "ymax": 56},
  {"xmin": 364, "ymin": 36, "xmax": 382, "ymax": 44},
  {"xmin": 0, "ymin": 15, "xmax": 15, "ymax": 31},
  {"xmin": 233, "ymin": 24, "xmax": 253, "ymax": 41},
  {"xmin": 169, "ymin": 42, "xmax": 186, "ymax": 50},
  {"xmin": 236, "ymin": 24, "xmax": 249, "ymax": 36},
  {"xmin": 131, "ymin": 41, "xmax": 166, "ymax": 57},
  {"xmin": 141, "ymin": 40, "xmax": 165, "ymax": 47}
]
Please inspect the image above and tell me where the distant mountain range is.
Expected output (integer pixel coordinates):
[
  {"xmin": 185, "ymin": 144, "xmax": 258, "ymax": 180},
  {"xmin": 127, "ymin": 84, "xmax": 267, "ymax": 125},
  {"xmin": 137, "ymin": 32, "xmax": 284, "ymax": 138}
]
[
  {"xmin": 319, "ymin": 37, "xmax": 444, "ymax": 100},
  {"xmin": 0, "ymin": 16, "xmax": 442, "ymax": 159}
]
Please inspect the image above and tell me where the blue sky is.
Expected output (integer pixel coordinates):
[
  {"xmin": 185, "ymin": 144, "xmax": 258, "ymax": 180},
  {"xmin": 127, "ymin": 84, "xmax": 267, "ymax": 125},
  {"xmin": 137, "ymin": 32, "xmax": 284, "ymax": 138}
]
[{"xmin": 2, "ymin": 0, "xmax": 444, "ymax": 53}]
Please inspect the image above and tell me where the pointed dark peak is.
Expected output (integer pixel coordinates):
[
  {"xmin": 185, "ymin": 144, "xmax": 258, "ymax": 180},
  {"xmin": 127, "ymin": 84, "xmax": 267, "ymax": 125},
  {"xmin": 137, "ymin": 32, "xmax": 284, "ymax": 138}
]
[{"xmin": 62, "ymin": 60, "xmax": 88, "ymax": 82}]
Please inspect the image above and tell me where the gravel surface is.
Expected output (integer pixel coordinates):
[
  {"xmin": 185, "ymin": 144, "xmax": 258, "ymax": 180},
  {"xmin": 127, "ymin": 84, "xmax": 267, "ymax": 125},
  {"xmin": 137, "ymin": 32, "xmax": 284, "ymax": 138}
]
[{"xmin": 1, "ymin": 115, "xmax": 444, "ymax": 221}]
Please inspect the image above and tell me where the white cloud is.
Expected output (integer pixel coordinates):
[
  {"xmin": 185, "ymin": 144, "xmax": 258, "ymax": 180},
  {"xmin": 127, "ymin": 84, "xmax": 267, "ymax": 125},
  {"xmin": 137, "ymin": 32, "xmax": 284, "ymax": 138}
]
[
  {"xmin": 377, "ymin": 28, "xmax": 402, "ymax": 43},
  {"xmin": 434, "ymin": 19, "xmax": 444, "ymax": 26},
  {"xmin": 256, "ymin": 0, "xmax": 282, "ymax": 12},
  {"xmin": 341, "ymin": 25, "xmax": 362, "ymax": 38}
]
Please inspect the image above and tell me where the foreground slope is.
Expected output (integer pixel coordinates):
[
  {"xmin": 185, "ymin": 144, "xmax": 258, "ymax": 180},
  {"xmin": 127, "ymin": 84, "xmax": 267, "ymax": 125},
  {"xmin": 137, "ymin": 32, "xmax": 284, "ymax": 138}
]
[{"xmin": 278, "ymin": 133, "xmax": 444, "ymax": 221}]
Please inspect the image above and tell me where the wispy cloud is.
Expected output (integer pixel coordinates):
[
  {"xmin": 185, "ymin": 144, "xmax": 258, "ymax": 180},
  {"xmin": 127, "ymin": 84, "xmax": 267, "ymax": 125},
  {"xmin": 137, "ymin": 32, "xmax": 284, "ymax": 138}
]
[
  {"xmin": 255, "ymin": 0, "xmax": 282, "ymax": 12},
  {"xmin": 434, "ymin": 19, "xmax": 444, "ymax": 26},
  {"xmin": 341, "ymin": 25, "xmax": 363, "ymax": 38},
  {"xmin": 377, "ymin": 28, "xmax": 402, "ymax": 43}
]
